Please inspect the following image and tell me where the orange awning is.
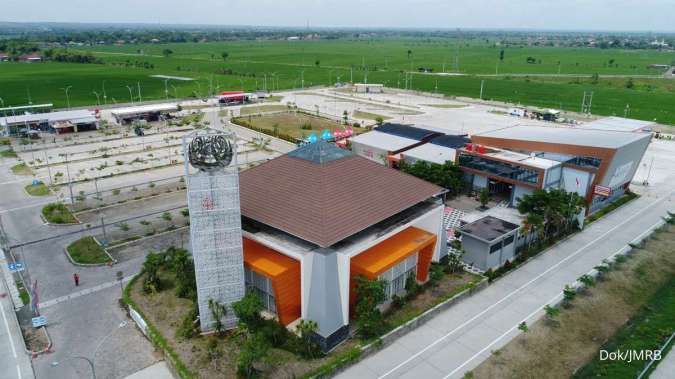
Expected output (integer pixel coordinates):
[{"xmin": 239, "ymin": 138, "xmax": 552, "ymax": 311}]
[
  {"xmin": 243, "ymin": 238, "xmax": 298, "ymax": 278},
  {"xmin": 351, "ymin": 227, "xmax": 436, "ymax": 277}
]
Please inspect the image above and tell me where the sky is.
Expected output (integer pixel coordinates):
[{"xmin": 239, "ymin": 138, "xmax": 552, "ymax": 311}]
[{"xmin": 2, "ymin": 0, "xmax": 675, "ymax": 32}]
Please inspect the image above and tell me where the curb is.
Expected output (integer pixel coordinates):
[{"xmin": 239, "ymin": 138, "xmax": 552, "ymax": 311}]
[
  {"xmin": 40, "ymin": 211, "xmax": 81, "ymax": 226},
  {"xmin": 64, "ymin": 236, "xmax": 117, "ymax": 267},
  {"xmin": 325, "ymin": 276, "xmax": 489, "ymax": 378},
  {"xmin": 105, "ymin": 225, "xmax": 189, "ymax": 252}
]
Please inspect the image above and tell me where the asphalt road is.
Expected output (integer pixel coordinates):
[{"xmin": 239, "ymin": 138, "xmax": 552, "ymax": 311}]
[{"xmin": 337, "ymin": 182, "xmax": 674, "ymax": 379}]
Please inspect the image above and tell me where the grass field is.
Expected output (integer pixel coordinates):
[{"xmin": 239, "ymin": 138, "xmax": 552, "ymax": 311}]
[
  {"xmin": 66, "ymin": 236, "xmax": 111, "ymax": 264},
  {"xmin": 233, "ymin": 112, "xmax": 358, "ymax": 140},
  {"xmin": 1, "ymin": 39, "xmax": 674, "ymax": 124},
  {"xmin": 42, "ymin": 202, "xmax": 78, "ymax": 224},
  {"xmin": 11, "ymin": 163, "xmax": 32, "ymax": 175},
  {"xmin": 352, "ymin": 110, "xmax": 391, "ymax": 121},
  {"xmin": 24, "ymin": 183, "xmax": 50, "ymax": 196}
]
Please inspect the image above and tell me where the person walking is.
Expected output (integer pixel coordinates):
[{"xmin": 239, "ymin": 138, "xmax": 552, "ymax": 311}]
[{"xmin": 73, "ymin": 273, "xmax": 80, "ymax": 287}]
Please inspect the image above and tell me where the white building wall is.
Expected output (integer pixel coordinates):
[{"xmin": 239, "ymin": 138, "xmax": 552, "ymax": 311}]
[{"xmin": 350, "ymin": 140, "xmax": 389, "ymax": 165}]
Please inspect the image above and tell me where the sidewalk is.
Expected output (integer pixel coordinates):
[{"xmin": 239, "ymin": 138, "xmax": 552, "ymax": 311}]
[
  {"xmin": 337, "ymin": 189, "xmax": 674, "ymax": 379},
  {"xmin": 650, "ymin": 345, "xmax": 675, "ymax": 379},
  {"xmin": 0, "ymin": 264, "xmax": 34, "ymax": 379}
]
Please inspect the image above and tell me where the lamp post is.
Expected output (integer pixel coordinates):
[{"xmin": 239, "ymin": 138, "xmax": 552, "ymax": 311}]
[
  {"xmin": 126, "ymin": 86, "xmax": 134, "ymax": 104},
  {"xmin": 92, "ymin": 91, "xmax": 101, "ymax": 106},
  {"xmin": 0, "ymin": 97, "xmax": 4, "ymax": 107},
  {"xmin": 60, "ymin": 86, "xmax": 72, "ymax": 110},
  {"xmin": 102, "ymin": 81, "xmax": 107, "ymax": 105}
]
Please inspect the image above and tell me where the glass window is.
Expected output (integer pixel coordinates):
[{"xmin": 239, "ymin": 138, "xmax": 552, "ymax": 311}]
[
  {"xmin": 489, "ymin": 242, "xmax": 502, "ymax": 254},
  {"xmin": 503, "ymin": 235, "xmax": 515, "ymax": 246},
  {"xmin": 244, "ymin": 267, "xmax": 276, "ymax": 314},
  {"xmin": 378, "ymin": 253, "xmax": 419, "ymax": 301}
]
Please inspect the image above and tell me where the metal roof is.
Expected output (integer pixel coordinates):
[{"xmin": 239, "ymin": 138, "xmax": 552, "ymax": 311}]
[
  {"xmin": 350, "ymin": 130, "xmax": 421, "ymax": 152},
  {"xmin": 578, "ymin": 117, "xmax": 655, "ymax": 132},
  {"xmin": 110, "ymin": 103, "xmax": 179, "ymax": 116},
  {"xmin": 239, "ymin": 141, "xmax": 444, "ymax": 247},
  {"xmin": 402, "ymin": 143, "xmax": 458, "ymax": 165},
  {"xmin": 473, "ymin": 125, "xmax": 649, "ymax": 149},
  {"xmin": 0, "ymin": 109, "xmax": 96, "ymax": 126},
  {"xmin": 460, "ymin": 215, "xmax": 519, "ymax": 242},
  {"xmin": 375, "ymin": 123, "xmax": 443, "ymax": 141},
  {"xmin": 430, "ymin": 134, "xmax": 471, "ymax": 149}
]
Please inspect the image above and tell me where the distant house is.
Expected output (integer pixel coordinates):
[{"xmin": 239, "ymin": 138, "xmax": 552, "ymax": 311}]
[
  {"xmin": 287, "ymin": 36, "xmax": 300, "ymax": 41},
  {"xmin": 19, "ymin": 54, "xmax": 42, "ymax": 63},
  {"xmin": 0, "ymin": 54, "xmax": 9, "ymax": 62}
]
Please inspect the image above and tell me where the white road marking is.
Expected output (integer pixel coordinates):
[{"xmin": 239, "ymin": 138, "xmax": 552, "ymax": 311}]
[
  {"xmin": 379, "ymin": 193, "xmax": 670, "ymax": 378},
  {"xmin": 443, "ymin": 217, "xmax": 669, "ymax": 378},
  {"xmin": 1, "ymin": 278, "xmax": 22, "ymax": 379},
  {"xmin": 39, "ymin": 274, "xmax": 136, "ymax": 309}
]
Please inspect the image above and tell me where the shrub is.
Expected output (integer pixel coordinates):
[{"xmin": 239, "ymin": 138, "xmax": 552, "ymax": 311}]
[
  {"xmin": 233, "ymin": 292, "xmax": 264, "ymax": 328},
  {"xmin": 140, "ymin": 220, "xmax": 151, "ymax": 226},
  {"xmin": 176, "ymin": 303, "xmax": 199, "ymax": 340},
  {"xmin": 354, "ymin": 276, "xmax": 386, "ymax": 339},
  {"xmin": 237, "ymin": 332, "xmax": 270, "ymax": 379},
  {"xmin": 295, "ymin": 319, "xmax": 323, "ymax": 359},
  {"xmin": 112, "ymin": 189, "xmax": 121, "ymax": 195},
  {"xmin": 208, "ymin": 299, "xmax": 227, "ymax": 334},
  {"xmin": 428, "ymin": 264, "xmax": 444, "ymax": 287},
  {"xmin": 149, "ymin": 182, "xmax": 156, "ymax": 188},
  {"xmin": 518, "ymin": 321, "xmax": 528, "ymax": 333},
  {"xmin": 117, "ymin": 222, "xmax": 130, "ymax": 232},
  {"xmin": 142, "ymin": 252, "xmax": 163, "ymax": 293},
  {"xmin": 563, "ymin": 285, "xmax": 576, "ymax": 305},
  {"xmin": 578, "ymin": 274, "xmax": 595, "ymax": 288},
  {"xmin": 180, "ymin": 209, "xmax": 189, "ymax": 217},
  {"xmin": 161, "ymin": 212, "xmax": 172, "ymax": 221},
  {"xmin": 404, "ymin": 273, "xmax": 420, "ymax": 300},
  {"xmin": 544, "ymin": 304, "xmax": 560, "ymax": 322}
]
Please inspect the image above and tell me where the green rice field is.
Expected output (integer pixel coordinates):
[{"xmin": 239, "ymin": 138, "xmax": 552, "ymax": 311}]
[{"xmin": 1, "ymin": 39, "xmax": 674, "ymax": 124}]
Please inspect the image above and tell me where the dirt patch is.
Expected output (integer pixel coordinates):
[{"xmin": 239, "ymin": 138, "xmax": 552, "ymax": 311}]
[
  {"xmin": 22, "ymin": 326, "xmax": 49, "ymax": 352},
  {"xmin": 470, "ymin": 224, "xmax": 675, "ymax": 379}
]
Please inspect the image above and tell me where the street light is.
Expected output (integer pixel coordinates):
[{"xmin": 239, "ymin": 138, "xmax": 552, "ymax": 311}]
[
  {"xmin": 102, "ymin": 81, "xmax": 107, "ymax": 105},
  {"xmin": 126, "ymin": 86, "xmax": 134, "ymax": 104},
  {"xmin": 0, "ymin": 97, "xmax": 4, "ymax": 107},
  {"xmin": 60, "ymin": 86, "xmax": 72, "ymax": 109},
  {"xmin": 92, "ymin": 91, "xmax": 101, "ymax": 106}
]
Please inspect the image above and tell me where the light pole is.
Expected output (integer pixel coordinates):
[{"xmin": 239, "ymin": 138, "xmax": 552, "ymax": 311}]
[
  {"xmin": 300, "ymin": 70, "xmax": 305, "ymax": 89},
  {"xmin": 92, "ymin": 91, "xmax": 101, "ymax": 106},
  {"xmin": 102, "ymin": 81, "xmax": 107, "ymax": 105},
  {"xmin": 60, "ymin": 86, "xmax": 72, "ymax": 110},
  {"xmin": 126, "ymin": 86, "xmax": 134, "ymax": 104},
  {"xmin": 164, "ymin": 79, "xmax": 169, "ymax": 100},
  {"xmin": 171, "ymin": 85, "xmax": 178, "ymax": 99},
  {"xmin": 0, "ymin": 97, "xmax": 4, "ymax": 107}
]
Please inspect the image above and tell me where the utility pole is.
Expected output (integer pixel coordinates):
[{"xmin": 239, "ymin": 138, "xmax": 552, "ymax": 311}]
[
  {"xmin": 102, "ymin": 81, "xmax": 107, "ymax": 105},
  {"xmin": 43, "ymin": 151, "xmax": 52, "ymax": 186},
  {"xmin": 126, "ymin": 86, "xmax": 134, "ymax": 104},
  {"xmin": 164, "ymin": 79, "xmax": 169, "ymax": 100},
  {"xmin": 137, "ymin": 82, "xmax": 142, "ymax": 103},
  {"xmin": 64, "ymin": 153, "xmax": 74, "ymax": 205},
  {"xmin": 581, "ymin": 91, "xmax": 593, "ymax": 114},
  {"xmin": 479, "ymin": 80, "xmax": 485, "ymax": 100},
  {"xmin": 60, "ymin": 86, "xmax": 72, "ymax": 110}
]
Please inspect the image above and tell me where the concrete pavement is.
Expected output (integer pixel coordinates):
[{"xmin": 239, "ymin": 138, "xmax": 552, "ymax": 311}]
[
  {"xmin": 0, "ymin": 270, "xmax": 34, "ymax": 379},
  {"xmin": 650, "ymin": 344, "xmax": 675, "ymax": 379},
  {"xmin": 337, "ymin": 186, "xmax": 674, "ymax": 379}
]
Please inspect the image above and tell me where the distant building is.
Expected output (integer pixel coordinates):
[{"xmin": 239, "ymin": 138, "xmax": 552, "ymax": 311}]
[
  {"xmin": 467, "ymin": 125, "xmax": 651, "ymax": 213},
  {"xmin": 0, "ymin": 54, "xmax": 9, "ymax": 62},
  {"xmin": 0, "ymin": 109, "xmax": 97, "ymax": 135},
  {"xmin": 578, "ymin": 116, "xmax": 655, "ymax": 133},
  {"xmin": 354, "ymin": 83, "xmax": 384, "ymax": 93},
  {"xmin": 350, "ymin": 123, "xmax": 443, "ymax": 166},
  {"xmin": 402, "ymin": 134, "xmax": 470, "ymax": 166},
  {"xmin": 19, "ymin": 54, "xmax": 42, "ymax": 63},
  {"xmin": 287, "ymin": 36, "xmax": 300, "ymax": 41},
  {"xmin": 110, "ymin": 103, "xmax": 179, "ymax": 124}
]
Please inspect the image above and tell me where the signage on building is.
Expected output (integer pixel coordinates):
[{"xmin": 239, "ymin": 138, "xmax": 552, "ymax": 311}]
[{"xmin": 594, "ymin": 185, "xmax": 612, "ymax": 197}]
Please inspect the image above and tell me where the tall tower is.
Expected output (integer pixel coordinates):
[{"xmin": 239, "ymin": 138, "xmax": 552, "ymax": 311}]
[{"xmin": 183, "ymin": 129, "xmax": 244, "ymax": 331}]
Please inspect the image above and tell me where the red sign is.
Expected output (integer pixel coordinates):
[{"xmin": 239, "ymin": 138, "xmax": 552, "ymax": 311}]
[{"xmin": 594, "ymin": 185, "xmax": 611, "ymax": 197}]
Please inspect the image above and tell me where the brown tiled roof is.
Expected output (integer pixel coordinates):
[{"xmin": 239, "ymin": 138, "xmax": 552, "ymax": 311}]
[{"xmin": 239, "ymin": 142, "xmax": 444, "ymax": 247}]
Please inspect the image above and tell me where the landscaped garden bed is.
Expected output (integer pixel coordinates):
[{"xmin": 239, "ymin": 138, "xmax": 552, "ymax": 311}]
[
  {"xmin": 25, "ymin": 182, "xmax": 50, "ymax": 196},
  {"xmin": 126, "ymin": 248, "xmax": 484, "ymax": 378},
  {"xmin": 66, "ymin": 236, "xmax": 112, "ymax": 265},
  {"xmin": 42, "ymin": 202, "xmax": 78, "ymax": 224}
]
